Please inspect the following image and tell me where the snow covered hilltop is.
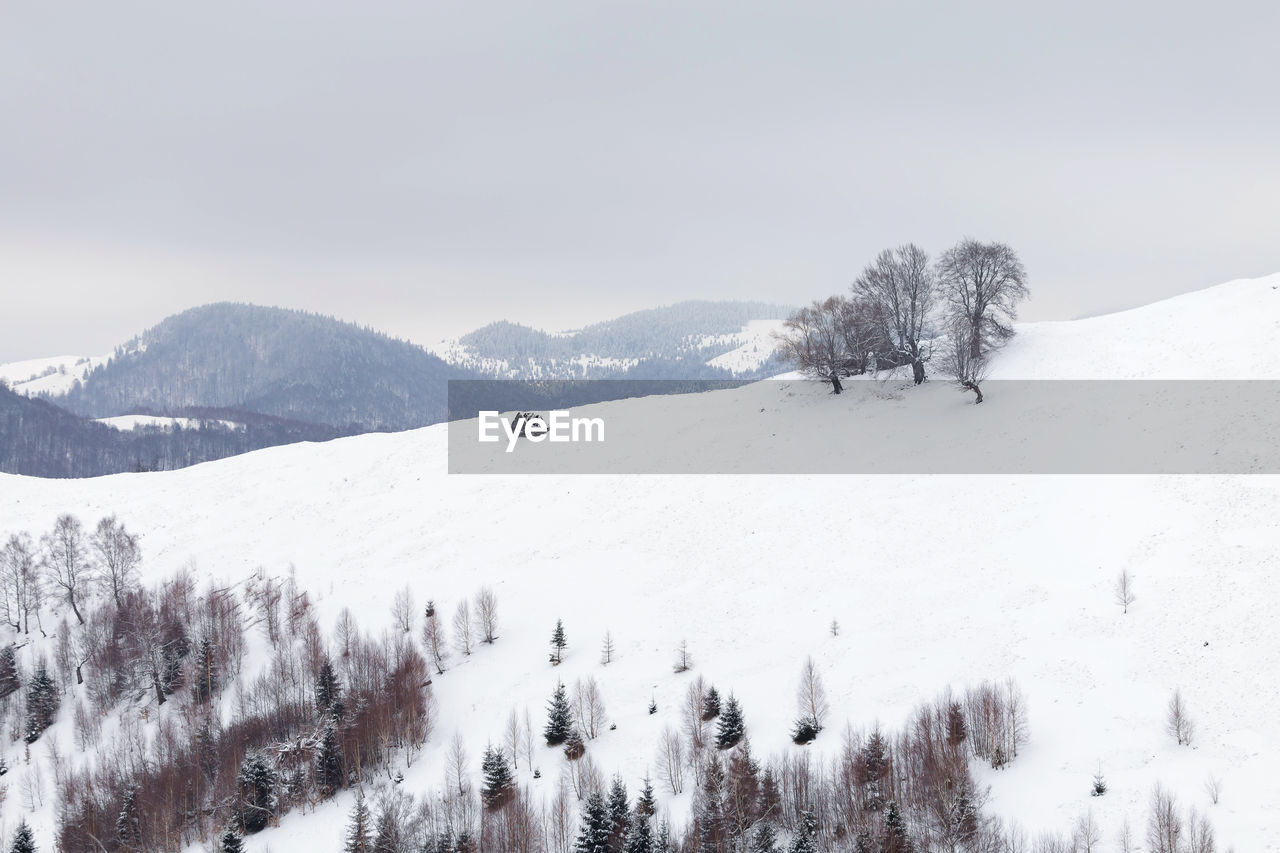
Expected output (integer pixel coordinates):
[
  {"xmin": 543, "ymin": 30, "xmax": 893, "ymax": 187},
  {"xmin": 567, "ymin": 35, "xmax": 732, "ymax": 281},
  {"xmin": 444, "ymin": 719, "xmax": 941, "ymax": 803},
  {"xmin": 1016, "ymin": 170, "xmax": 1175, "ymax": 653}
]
[{"xmin": 0, "ymin": 272, "xmax": 1278, "ymax": 851}]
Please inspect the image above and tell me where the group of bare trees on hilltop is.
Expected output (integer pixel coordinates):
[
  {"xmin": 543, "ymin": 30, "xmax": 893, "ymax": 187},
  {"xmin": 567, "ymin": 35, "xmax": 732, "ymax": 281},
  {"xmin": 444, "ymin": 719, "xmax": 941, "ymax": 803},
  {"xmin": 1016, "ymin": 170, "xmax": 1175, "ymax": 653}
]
[{"xmin": 774, "ymin": 239, "xmax": 1029, "ymax": 400}]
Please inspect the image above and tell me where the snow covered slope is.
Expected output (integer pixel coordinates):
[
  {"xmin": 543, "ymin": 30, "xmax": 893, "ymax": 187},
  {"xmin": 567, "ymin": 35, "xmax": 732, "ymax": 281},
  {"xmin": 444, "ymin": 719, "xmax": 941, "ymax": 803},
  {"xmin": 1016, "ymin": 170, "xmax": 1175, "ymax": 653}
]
[
  {"xmin": 1, "ymin": 274, "xmax": 1278, "ymax": 851},
  {"xmin": 0, "ymin": 354, "xmax": 107, "ymax": 395}
]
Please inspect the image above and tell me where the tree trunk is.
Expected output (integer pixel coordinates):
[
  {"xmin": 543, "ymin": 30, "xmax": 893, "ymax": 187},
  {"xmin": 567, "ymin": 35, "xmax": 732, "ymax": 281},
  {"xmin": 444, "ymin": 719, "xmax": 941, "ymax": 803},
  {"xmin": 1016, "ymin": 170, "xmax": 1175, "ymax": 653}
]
[
  {"xmin": 962, "ymin": 381, "xmax": 984, "ymax": 404},
  {"xmin": 911, "ymin": 359, "xmax": 925, "ymax": 385},
  {"xmin": 969, "ymin": 318, "xmax": 982, "ymax": 359},
  {"xmin": 69, "ymin": 595, "xmax": 85, "ymax": 625},
  {"xmin": 830, "ymin": 374, "xmax": 843, "ymax": 394},
  {"xmin": 153, "ymin": 669, "xmax": 166, "ymax": 705}
]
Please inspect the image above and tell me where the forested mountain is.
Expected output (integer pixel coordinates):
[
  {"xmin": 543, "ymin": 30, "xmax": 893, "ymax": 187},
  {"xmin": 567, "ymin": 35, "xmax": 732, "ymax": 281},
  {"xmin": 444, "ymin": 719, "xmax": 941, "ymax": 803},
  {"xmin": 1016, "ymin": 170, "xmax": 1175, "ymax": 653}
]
[
  {"xmin": 54, "ymin": 303, "xmax": 474, "ymax": 431},
  {"xmin": 0, "ymin": 383, "xmax": 346, "ymax": 477},
  {"xmin": 439, "ymin": 301, "xmax": 792, "ymax": 379}
]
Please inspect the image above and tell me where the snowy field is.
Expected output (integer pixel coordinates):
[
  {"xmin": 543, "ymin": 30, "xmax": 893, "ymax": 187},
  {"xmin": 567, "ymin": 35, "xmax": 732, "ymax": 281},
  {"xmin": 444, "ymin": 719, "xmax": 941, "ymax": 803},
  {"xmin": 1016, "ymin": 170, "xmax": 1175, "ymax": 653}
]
[{"xmin": 1, "ymin": 274, "xmax": 1278, "ymax": 850}]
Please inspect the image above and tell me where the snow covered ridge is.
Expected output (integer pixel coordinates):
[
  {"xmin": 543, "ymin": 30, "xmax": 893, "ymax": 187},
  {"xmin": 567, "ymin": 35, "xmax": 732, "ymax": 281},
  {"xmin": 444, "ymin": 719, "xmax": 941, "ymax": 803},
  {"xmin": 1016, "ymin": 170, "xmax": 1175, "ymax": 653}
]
[{"xmin": 0, "ymin": 354, "xmax": 108, "ymax": 396}]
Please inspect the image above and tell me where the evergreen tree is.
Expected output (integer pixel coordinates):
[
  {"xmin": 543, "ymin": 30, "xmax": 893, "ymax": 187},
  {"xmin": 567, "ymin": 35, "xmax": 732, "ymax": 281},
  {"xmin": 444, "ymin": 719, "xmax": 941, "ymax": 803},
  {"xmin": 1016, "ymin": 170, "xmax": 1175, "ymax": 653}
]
[
  {"xmin": 1091, "ymin": 767, "xmax": 1107, "ymax": 797},
  {"xmin": 715, "ymin": 694, "xmax": 745, "ymax": 749},
  {"xmin": 551, "ymin": 619, "xmax": 568, "ymax": 665},
  {"xmin": 949, "ymin": 780, "xmax": 978, "ymax": 847},
  {"xmin": 757, "ymin": 768, "xmax": 781, "ymax": 822},
  {"xmin": 882, "ymin": 801, "xmax": 913, "ymax": 853},
  {"xmin": 861, "ymin": 730, "xmax": 889, "ymax": 812},
  {"xmin": 0, "ymin": 645, "xmax": 20, "ymax": 699},
  {"xmin": 115, "ymin": 787, "xmax": 141, "ymax": 851},
  {"xmin": 696, "ymin": 758, "xmax": 725, "ymax": 853},
  {"xmin": 373, "ymin": 806, "xmax": 403, "ymax": 853},
  {"xmin": 316, "ymin": 657, "xmax": 342, "ymax": 715},
  {"xmin": 191, "ymin": 636, "xmax": 218, "ymax": 703},
  {"xmin": 564, "ymin": 728, "xmax": 586, "ymax": 761},
  {"xmin": 789, "ymin": 809, "xmax": 817, "ymax": 853},
  {"xmin": 23, "ymin": 663, "xmax": 58, "ymax": 743},
  {"xmin": 9, "ymin": 821, "xmax": 36, "ymax": 853},
  {"xmin": 945, "ymin": 701, "xmax": 967, "ymax": 747},
  {"xmin": 218, "ymin": 826, "xmax": 246, "ymax": 853},
  {"xmin": 316, "ymin": 724, "xmax": 344, "ymax": 797},
  {"xmin": 575, "ymin": 791, "xmax": 612, "ymax": 853},
  {"xmin": 702, "ymin": 686, "xmax": 721, "ymax": 721},
  {"xmin": 346, "ymin": 794, "xmax": 374, "ymax": 853},
  {"xmin": 623, "ymin": 810, "xmax": 655, "ymax": 853},
  {"xmin": 635, "ymin": 776, "xmax": 657, "ymax": 818},
  {"xmin": 751, "ymin": 822, "xmax": 779, "ymax": 853},
  {"xmin": 235, "ymin": 751, "xmax": 278, "ymax": 833},
  {"xmin": 545, "ymin": 682, "xmax": 572, "ymax": 745},
  {"xmin": 606, "ymin": 775, "xmax": 629, "ymax": 851},
  {"xmin": 654, "ymin": 820, "xmax": 672, "ymax": 853},
  {"xmin": 481, "ymin": 744, "xmax": 515, "ymax": 810}
]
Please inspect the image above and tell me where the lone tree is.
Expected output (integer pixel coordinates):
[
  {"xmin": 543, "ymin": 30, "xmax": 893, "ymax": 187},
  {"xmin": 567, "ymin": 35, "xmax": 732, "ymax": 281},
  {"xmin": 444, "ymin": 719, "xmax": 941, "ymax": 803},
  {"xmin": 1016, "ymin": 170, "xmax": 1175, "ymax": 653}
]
[
  {"xmin": 550, "ymin": 619, "xmax": 567, "ymax": 665},
  {"xmin": 345, "ymin": 794, "xmax": 373, "ymax": 853},
  {"xmin": 937, "ymin": 238, "xmax": 1029, "ymax": 360},
  {"xmin": 774, "ymin": 297, "xmax": 887, "ymax": 393},
  {"xmin": 91, "ymin": 515, "xmax": 141, "ymax": 609},
  {"xmin": 853, "ymin": 243, "xmax": 936, "ymax": 384},
  {"xmin": 481, "ymin": 744, "xmax": 515, "ymax": 810},
  {"xmin": 796, "ymin": 657, "xmax": 829, "ymax": 737},
  {"xmin": 716, "ymin": 694, "xmax": 745, "ymax": 749},
  {"xmin": 1166, "ymin": 689, "xmax": 1195, "ymax": 746},
  {"xmin": 941, "ymin": 316, "xmax": 990, "ymax": 403},
  {"xmin": 10, "ymin": 821, "xmax": 36, "ymax": 853},
  {"xmin": 1115, "ymin": 570, "xmax": 1136, "ymax": 614}
]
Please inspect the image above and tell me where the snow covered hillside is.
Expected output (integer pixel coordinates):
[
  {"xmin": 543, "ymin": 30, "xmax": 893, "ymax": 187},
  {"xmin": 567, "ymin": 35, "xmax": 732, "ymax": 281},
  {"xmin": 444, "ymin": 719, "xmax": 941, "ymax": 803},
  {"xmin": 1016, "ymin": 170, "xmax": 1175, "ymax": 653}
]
[
  {"xmin": 1, "ymin": 274, "xmax": 1278, "ymax": 851},
  {"xmin": 0, "ymin": 355, "xmax": 107, "ymax": 396}
]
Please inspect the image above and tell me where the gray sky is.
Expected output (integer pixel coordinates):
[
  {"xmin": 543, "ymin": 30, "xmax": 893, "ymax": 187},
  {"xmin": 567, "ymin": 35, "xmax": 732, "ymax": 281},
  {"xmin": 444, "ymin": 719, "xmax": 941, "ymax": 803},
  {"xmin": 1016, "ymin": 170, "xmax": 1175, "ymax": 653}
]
[{"xmin": 2, "ymin": 1, "xmax": 1277, "ymax": 362}]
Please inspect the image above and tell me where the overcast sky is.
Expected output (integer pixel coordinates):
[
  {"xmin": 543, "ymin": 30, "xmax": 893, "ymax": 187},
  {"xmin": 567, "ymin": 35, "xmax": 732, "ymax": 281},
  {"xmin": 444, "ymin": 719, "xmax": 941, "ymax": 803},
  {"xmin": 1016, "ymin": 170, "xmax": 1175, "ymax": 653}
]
[{"xmin": 2, "ymin": 1, "xmax": 1277, "ymax": 361}]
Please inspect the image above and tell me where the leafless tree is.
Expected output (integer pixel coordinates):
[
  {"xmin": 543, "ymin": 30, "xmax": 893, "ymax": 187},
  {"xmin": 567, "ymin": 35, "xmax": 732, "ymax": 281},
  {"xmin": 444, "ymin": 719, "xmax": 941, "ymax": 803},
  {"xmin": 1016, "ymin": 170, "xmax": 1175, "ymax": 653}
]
[
  {"xmin": 1186, "ymin": 809, "xmax": 1217, "ymax": 853},
  {"xmin": 1146, "ymin": 784, "xmax": 1183, "ymax": 853},
  {"xmin": 422, "ymin": 601, "xmax": 448, "ymax": 673},
  {"xmin": 600, "ymin": 631, "xmax": 615, "ymax": 665},
  {"xmin": 90, "ymin": 516, "xmax": 141, "ymax": 610},
  {"xmin": 505, "ymin": 708, "xmax": 522, "ymax": 769},
  {"xmin": 447, "ymin": 731, "xmax": 470, "ymax": 796},
  {"xmin": 937, "ymin": 238, "xmax": 1029, "ymax": 359},
  {"xmin": 1073, "ymin": 809, "xmax": 1102, "ymax": 853},
  {"xmin": 1115, "ymin": 569, "xmax": 1136, "ymax": 614},
  {"xmin": 655, "ymin": 726, "xmax": 685, "ymax": 794},
  {"xmin": 453, "ymin": 600, "xmax": 473, "ymax": 656},
  {"xmin": 774, "ymin": 298, "xmax": 851, "ymax": 393},
  {"xmin": 476, "ymin": 586, "xmax": 498, "ymax": 644},
  {"xmin": 940, "ymin": 315, "xmax": 990, "ymax": 403},
  {"xmin": 1166, "ymin": 689, "xmax": 1195, "ymax": 746},
  {"xmin": 1118, "ymin": 818, "xmax": 1135, "ymax": 853},
  {"xmin": 1204, "ymin": 774, "xmax": 1221, "ymax": 804},
  {"xmin": 573, "ymin": 676, "xmax": 607, "ymax": 739},
  {"xmin": 673, "ymin": 639, "xmax": 693, "ymax": 673},
  {"xmin": 797, "ymin": 657, "xmax": 830, "ymax": 732},
  {"xmin": 42, "ymin": 514, "xmax": 93, "ymax": 624},
  {"xmin": 392, "ymin": 585, "xmax": 414, "ymax": 634},
  {"xmin": 853, "ymin": 243, "xmax": 936, "ymax": 384},
  {"xmin": 1, "ymin": 533, "xmax": 39, "ymax": 634},
  {"xmin": 521, "ymin": 708, "xmax": 536, "ymax": 769}
]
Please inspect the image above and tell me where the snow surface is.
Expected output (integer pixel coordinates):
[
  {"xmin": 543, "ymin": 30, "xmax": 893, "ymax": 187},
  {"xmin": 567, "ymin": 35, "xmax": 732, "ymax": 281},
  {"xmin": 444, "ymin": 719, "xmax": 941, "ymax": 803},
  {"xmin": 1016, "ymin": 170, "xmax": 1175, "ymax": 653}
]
[
  {"xmin": 2, "ymin": 274, "xmax": 1279, "ymax": 851},
  {"xmin": 93, "ymin": 414, "xmax": 241, "ymax": 431},
  {"xmin": 702, "ymin": 319, "xmax": 786, "ymax": 373},
  {"xmin": 0, "ymin": 354, "xmax": 107, "ymax": 396}
]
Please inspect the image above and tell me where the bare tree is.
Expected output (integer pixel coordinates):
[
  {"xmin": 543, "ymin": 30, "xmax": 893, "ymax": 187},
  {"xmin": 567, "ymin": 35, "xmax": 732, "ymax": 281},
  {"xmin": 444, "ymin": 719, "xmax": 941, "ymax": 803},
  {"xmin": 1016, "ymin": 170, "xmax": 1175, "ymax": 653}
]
[
  {"xmin": 505, "ymin": 709, "xmax": 521, "ymax": 769},
  {"xmin": 940, "ymin": 315, "xmax": 990, "ymax": 403},
  {"xmin": 453, "ymin": 600, "xmax": 473, "ymax": 656},
  {"xmin": 42, "ymin": 514, "xmax": 93, "ymax": 624},
  {"xmin": 797, "ymin": 657, "xmax": 830, "ymax": 732},
  {"xmin": 1204, "ymin": 774, "xmax": 1221, "ymax": 805},
  {"xmin": 1146, "ymin": 784, "xmax": 1183, "ymax": 853},
  {"xmin": 1115, "ymin": 570, "xmax": 1136, "ymax": 614},
  {"xmin": 673, "ymin": 639, "xmax": 693, "ymax": 673},
  {"xmin": 573, "ymin": 677, "xmax": 607, "ymax": 739},
  {"xmin": 774, "ymin": 298, "xmax": 850, "ymax": 393},
  {"xmin": 853, "ymin": 243, "xmax": 936, "ymax": 384},
  {"xmin": 937, "ymin": 238, "xmax": 1029, "ymax": 360},
  {"xmin": 447, "ymin": 731, "xmax": 470, "ymax": 796},
  {"xmin": 476, "ymin": 586, "xmax": 498, "ymax": 644},
  {"xmin": 1073, "ymin": 810, "xmax": 1101, "ymax": 853},
  {"xmin": 91, "ymin": 516, "xmax": 141, "ymax": 610},
  {"xmin": 1166, "ymin": 689, "xmax": 1195, "ymax": 746},
  {"xmin": 600, "ymin": 631, "xmax": 615, "ymax": 665},
  {"xmin": 1, "ymin": 533, "xmax": 39, "ymax": 634},
  {"xmin": 1118, "ymin": 818, "xmax": 1134, "ymax": 853},
  {"xmin": 422, "ymin": 601, "xmax": 448, "ymax": 673},
  {"xmin": 655, "ymin": 726, "xmax": 685, "ymax": 794},
  {"xmin": 392, "ymin": 585, "xmax": 414, "ymax": 634}
]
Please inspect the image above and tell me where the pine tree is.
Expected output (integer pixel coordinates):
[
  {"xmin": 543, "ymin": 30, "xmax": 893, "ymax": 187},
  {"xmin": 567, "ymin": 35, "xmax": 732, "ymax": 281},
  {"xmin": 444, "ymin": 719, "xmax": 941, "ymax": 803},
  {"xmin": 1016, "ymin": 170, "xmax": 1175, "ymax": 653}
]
[
  {"xmin": 789, "ymin": 809, "xmax": 817, "ymax": 853},
  {"xmin": 191, "ymin": 636, "xmax": 218, "ymax": 703},
  {"xmin": 575, "ymin": 791, "xmax": 612, "ymax": 853},
  {"xmin": 696, "ymin": 758, "xmax": 725, "ymax": 853},
  {"xmin": 23, "ymin": 663, "xmax": 58, "ymax": 744},
  {"xmin": 116, "ymin": 787, "xmax": 141, "ymax": 851},
  {"xmin": 316, "ymin": 658, "xmax": 342, "ymax": 716},
  {"xmin": 715, "ymin": 694, "xmax": 745, "ymax": 749},
  {"xmin": 316, "ymin": 724, "xmax": 344, "ymax": 797},
  {"xmin": 0, "ymin": 645, "xmax": 20, "ymax": 699},
  {"xmin": 702, "ymin": 686, "xmax": 721, "ymax": 721},
  {"xmin": 949, "ymin": 780, "xmax": 978, "ymax": 847},
  {"xmin": 9, "ymin": 821, "xmax": 36, "ymax": 853},
  {"xmin": 551, "ymin": 619, "xmax": 568, "ymax": 665},
  {"xmin": 751, "ymin": 822, "xmax": 779, "ymax": 853},
  {"xmin": 218, "ymin": 826, "xmax": 246, "ymax": 853},
  {"xmin": 606, "ymin": 775, "xmax": 630, "ymax": 850},
  {"xmin": 1091, "ymin": 769, "xmax": 1107, "ymax": 796},
  {"xmin": 624, "ymin": 810, "xmax": 655, "ymax": 853},
  {"xmin": 481, "ymin": 744, "xmax": 515, "ymax": 810},
  {"xmin": 545, "ymin": 682, "xmax": 573, "ymax": 745},
  {"xmin": 346, "ymin": 794, "xmax": 374, "ymax": 853},
  {"xmin": 882, "ymin": 801, "xmax": 913, "ymax": 853},
  {"xmin": 635, "ymin": 776, "xmax": 657, "ymax": 818},
  {"xmin": 564, "ymin": 728, "xmax": 586, "ymax": 761},
  {"xmin": 235, "ymin": 751, "xmax": 278, "ymax": 833}
]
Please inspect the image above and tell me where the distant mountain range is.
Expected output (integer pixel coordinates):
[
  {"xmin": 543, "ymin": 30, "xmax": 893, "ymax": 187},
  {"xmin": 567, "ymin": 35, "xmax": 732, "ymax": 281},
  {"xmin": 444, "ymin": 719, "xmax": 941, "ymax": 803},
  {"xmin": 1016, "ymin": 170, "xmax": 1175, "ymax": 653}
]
[{"xmin": 0, "ymin": 300, "xmax": 793, "ymax": 477}]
